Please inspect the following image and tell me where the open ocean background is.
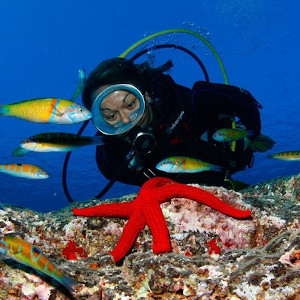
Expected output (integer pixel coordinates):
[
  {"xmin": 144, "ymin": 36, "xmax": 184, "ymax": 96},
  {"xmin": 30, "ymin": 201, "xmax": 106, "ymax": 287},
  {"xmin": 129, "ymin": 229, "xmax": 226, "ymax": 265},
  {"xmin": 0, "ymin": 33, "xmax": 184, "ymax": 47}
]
[{"xmin": 0, "ymin": 0, "xmax": 299, "ymax": 212}]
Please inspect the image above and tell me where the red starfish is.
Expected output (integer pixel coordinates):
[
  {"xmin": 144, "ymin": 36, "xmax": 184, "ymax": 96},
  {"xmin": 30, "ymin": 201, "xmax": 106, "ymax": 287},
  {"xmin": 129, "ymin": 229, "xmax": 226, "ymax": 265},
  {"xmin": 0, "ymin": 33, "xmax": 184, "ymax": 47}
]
[{"xmin": 73, "ymin": 177, "xmax": 251, "ymax": 262}]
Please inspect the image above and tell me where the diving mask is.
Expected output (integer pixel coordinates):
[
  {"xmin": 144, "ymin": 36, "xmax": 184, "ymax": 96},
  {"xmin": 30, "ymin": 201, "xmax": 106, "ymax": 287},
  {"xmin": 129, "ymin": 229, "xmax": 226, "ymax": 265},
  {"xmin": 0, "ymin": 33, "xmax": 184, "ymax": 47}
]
[{"xmin": 91, "ymin": 84, "xmax": 146, "ymax": 135}]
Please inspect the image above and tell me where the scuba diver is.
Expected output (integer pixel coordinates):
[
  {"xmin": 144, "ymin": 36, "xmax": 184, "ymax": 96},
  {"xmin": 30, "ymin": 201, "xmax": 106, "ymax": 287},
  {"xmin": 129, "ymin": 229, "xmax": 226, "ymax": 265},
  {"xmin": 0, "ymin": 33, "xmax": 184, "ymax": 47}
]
[{"xmin": 80, "ymin": 57, "xmax": 275, "ymax": 189}]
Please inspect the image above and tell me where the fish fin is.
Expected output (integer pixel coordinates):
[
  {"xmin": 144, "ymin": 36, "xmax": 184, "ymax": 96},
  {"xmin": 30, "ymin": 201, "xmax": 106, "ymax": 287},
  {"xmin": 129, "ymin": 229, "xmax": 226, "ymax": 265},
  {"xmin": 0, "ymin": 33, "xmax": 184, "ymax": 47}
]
[
  {"xmin": 200, "ymin": 131, "xmax": 209, "ymax": 142},
  {"xmin": 0, "ymin": 105, "xmax": 9, "ymax": 116},
  {"xmin": 249, "ymin": 134, "xmax": 276, "ymax": 152},
  {"xmin": 211, "ymin": 164, "xmax": 223, "ymax": 172},
  {"xmin": 243, "ymin": 137, "xmax": 250, "ymax": 151},
  {"xmin": 51, "ymin": 104, "xmax": 64, "ymax": 117},
  {"xmin": 12, "ymin": 146, "xmax": 31, "ymax": 157},
  {"xmin": 70, "ymin": 68, "xmax": 86, "ymax": 101},
  {"xmin": 60, "ymin": 274, "xmax": 79, "ymax": 291},
  {"xmin": 267, "ymin": 153, "xmax": 285, "ymax": 160},
  {"xmin": 90, "ymin": 136, "xmax": 104, "ymax": 145},
  {"xmin": 224, "ymin": 178, "xmax": 250, "ymax": 191},
  {"xmin": 0, "ymin": 202, "xmax": 7, "ymax": 210}
]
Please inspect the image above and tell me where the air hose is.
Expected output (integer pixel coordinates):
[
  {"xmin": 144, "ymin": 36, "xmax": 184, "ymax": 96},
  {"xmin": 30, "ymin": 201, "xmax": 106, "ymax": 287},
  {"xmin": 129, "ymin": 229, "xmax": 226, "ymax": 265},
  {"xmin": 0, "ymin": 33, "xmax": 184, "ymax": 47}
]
[
  {"xmin": 120, "ymin": 28, "xmax": 228, "ymax": 84},
  {"xmin": 63, "ymin": 28, "xmax": 231, "ymax": 203}
]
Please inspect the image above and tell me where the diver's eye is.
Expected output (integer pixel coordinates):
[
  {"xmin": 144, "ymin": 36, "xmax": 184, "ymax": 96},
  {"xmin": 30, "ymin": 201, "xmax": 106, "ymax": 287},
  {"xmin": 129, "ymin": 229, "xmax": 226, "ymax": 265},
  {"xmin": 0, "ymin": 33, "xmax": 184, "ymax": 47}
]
[
  {"xmin": 127, "ymin": 100, "xmax": 136, "ymax": 109},
  {"xmin": 105, "ymin": 113, "xmax": 117, "ymax": 121}
]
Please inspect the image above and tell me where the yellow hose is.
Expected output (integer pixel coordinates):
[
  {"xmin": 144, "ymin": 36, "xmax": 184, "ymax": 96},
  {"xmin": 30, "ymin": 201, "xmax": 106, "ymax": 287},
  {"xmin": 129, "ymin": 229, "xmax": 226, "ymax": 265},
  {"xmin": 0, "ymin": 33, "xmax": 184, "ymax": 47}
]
[
  {"xmin": 119, "ymin": 28, "xmax": 229, "ymax": 85},
  {"xmin": 119, "ymin": 28, "xmax": 236, "ymax": 150}
]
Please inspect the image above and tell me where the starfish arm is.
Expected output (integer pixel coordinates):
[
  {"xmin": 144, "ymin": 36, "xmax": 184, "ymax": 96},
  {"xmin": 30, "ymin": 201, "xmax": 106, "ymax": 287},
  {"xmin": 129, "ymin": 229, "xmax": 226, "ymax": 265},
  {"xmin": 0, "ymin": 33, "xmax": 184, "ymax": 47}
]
[
  {"xmin": 110, "ymin": 212, "xmax": 146, "ymax": 262},
  {"xmin": 72, "ymin": 202, "xmax": 132, "ymax": 218},
  {"xmin": 142, "ymin": 177, "xmax": 174, "ymax": 189},
  {"xmin": 154, "ymin": 180, "xmax": 251, "ymax": 219},
  {"xmin": 144, "ymin": 200, "xmax": 171, "ymax": 254}
]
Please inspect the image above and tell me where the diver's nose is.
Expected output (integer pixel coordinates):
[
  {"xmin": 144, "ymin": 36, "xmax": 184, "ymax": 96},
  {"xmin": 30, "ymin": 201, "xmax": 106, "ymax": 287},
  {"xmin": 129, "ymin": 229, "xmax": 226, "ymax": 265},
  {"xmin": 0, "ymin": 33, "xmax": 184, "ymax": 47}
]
[{"xmin": 120, "ymin": 112, "xmax": 131, "ymax": 124}]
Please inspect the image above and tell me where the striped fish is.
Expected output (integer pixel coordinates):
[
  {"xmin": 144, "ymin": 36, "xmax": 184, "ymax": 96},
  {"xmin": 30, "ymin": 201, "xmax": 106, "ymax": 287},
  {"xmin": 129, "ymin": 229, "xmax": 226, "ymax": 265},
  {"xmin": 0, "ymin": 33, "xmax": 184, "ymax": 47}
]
[
  {"xmin": 213, "ymin": 128, "xmax": 254, "ymax": 142},
  {"xmin": 0, "ymin": 163, "xmax": 49, "ymax": 179},
  {"xmin": 156, "ymin": 156, "xmax": 222, "ymax": 173},
  {"xmin": 17, "ymin": 132, "xmax": 104, "ymax": 154},
  {"xmin": 268, "ymin": 151, "xmax": 300, "ymax": 161},
  {"xmin": 0, "ymin": 98, "xmax": 92, "ymax": 124},
  {"xmin": 0, "ymin": 235, "xmax": 78, "ymax": 291}
]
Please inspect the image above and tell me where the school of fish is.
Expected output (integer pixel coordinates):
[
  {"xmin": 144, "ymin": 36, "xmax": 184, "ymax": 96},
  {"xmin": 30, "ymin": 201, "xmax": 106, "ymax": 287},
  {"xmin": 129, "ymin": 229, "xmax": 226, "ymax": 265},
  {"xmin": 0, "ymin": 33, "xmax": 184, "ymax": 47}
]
[
  {"xmin": 0, "ymin": 70, "xmax": 86, "ymax": 292},
  {"xmin": 0, "ymin": 64, "xmax": 299, "ymax": 296}
]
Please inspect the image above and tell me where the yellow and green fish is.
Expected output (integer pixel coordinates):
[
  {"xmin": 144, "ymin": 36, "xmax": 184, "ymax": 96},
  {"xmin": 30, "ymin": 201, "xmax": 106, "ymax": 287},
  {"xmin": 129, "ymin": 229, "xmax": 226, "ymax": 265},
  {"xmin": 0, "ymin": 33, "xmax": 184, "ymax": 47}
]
[
  {"xmin": 156, "ymin": 156, "xmax": 222, "ymax": 173},
  {"xmin": 268, "ymin": 151, "xmax": 300, "ymax": 161},
  {"xmin": 15, "ymin": 132, "xmax": 104, "ymax": 155},
  {"xmin": 0, "ymin": 235, "xmax": 78, "ymax": 291},
  {"xmin": 0, "ymin": 98, "xmax": 92, "ymax": 124},
  {"xmin": 212, "ymin": 128, "xmax": 254, "ymax": 142},
  {"xmin": 0, "ymin": 163, "xmax": 49, "ymax": 179}
]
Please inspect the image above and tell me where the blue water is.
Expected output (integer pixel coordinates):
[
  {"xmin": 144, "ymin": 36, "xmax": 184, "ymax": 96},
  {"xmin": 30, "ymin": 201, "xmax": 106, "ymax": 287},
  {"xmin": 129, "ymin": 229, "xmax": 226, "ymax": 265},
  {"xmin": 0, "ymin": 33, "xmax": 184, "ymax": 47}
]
[{"xmin": 0, "ymin": 1, "xmax": 299, "ymax": 212}]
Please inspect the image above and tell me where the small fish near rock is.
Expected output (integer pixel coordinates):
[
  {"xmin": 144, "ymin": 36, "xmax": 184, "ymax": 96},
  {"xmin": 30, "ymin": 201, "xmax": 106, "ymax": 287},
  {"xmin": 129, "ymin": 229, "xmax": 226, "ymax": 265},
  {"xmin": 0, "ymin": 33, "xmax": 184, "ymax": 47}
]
[{"xmin": 0, "ymin": 235, "xmax": 78, "ymax": 292}]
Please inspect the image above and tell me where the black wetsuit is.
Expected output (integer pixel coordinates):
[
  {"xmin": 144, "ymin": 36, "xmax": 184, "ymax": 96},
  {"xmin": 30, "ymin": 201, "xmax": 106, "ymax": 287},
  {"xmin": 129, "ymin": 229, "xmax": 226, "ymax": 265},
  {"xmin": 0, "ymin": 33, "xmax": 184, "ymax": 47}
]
[{"xmin": 95, "ymin": 73, "xmax": 262, "ymax": 187}]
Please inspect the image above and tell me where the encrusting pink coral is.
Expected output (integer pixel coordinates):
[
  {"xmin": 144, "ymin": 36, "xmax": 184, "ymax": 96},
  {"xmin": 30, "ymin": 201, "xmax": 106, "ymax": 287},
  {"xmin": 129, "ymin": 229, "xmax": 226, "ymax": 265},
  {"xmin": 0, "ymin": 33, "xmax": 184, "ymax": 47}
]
[{"xmin": 73, "ymin": 177, "xmax": 251, "ymax": 262}]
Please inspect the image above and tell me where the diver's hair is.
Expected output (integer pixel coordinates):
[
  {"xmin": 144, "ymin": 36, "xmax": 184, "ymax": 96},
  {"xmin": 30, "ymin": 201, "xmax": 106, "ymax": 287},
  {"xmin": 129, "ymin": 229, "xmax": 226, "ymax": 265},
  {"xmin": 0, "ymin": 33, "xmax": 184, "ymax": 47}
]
[{"xmin": 82, "ymin": 57, "xmax": 173, "ymax": 109}]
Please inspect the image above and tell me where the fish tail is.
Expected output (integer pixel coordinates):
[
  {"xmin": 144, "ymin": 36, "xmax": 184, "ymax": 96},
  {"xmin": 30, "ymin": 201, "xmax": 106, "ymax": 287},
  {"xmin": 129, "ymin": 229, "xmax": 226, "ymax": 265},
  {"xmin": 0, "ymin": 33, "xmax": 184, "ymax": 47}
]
[
  {"xmin": 0, "ymin": 202, "xmax": 7, "ymax": 210},
  {"xmin": 12, "ymin": 147, "xmax": 31, "ymax": 157},
  {"xmin": 70, "ymin": 68, "xmax": 86, "ymax": 101},
  {"xmin": 211, "ymin": 164, "xmax": 223, "ymax": 172},
  {"xmin": 0, "ymin": 164, "xmax": 8, "ymax": 173},
  {"xmin": 90, "ymin": 136, "xmax": 104, "ymax": 145},
  {"xmin": 59, "ymin": 274, "xmax": 79, "ymax": 291},
  {"xmin": 0, "ymin": 104, "xmax": 10, "ymax": 116},
  {"xmin": 268, "ymin": 153, "xmax": 282, "ymax": 160}
]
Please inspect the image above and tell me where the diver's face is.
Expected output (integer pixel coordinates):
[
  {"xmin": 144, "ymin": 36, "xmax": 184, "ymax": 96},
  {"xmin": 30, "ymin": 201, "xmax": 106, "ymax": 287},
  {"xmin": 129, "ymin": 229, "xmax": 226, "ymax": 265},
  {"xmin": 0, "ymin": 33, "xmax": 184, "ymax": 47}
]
[
  {"xmin": 91, "ymin": 84, "xmax": 151, "ymax": 135},
  {"xmin": 100, "ymin": 90, "xmax": 141, "ymax": 127}
]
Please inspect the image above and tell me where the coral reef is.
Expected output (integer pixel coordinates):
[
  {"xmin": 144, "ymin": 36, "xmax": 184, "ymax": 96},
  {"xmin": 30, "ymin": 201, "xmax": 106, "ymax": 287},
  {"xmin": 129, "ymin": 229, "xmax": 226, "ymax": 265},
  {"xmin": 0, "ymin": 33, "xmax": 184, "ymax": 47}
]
[{"xmin": 0, "ymin": 173, "xmax": 300, "ymax": 299}]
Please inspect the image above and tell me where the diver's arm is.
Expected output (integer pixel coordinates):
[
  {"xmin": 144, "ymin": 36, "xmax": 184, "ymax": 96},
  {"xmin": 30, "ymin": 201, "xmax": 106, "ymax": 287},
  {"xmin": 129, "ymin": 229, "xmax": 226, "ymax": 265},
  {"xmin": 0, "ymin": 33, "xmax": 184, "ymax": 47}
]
[
  {"xmin": 95, "ymin": 145, "xmax": 146, "ymax": 186},
  {"xmin": 191, "ymin": 81, "xmax": 262, "ymax": 136}
]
